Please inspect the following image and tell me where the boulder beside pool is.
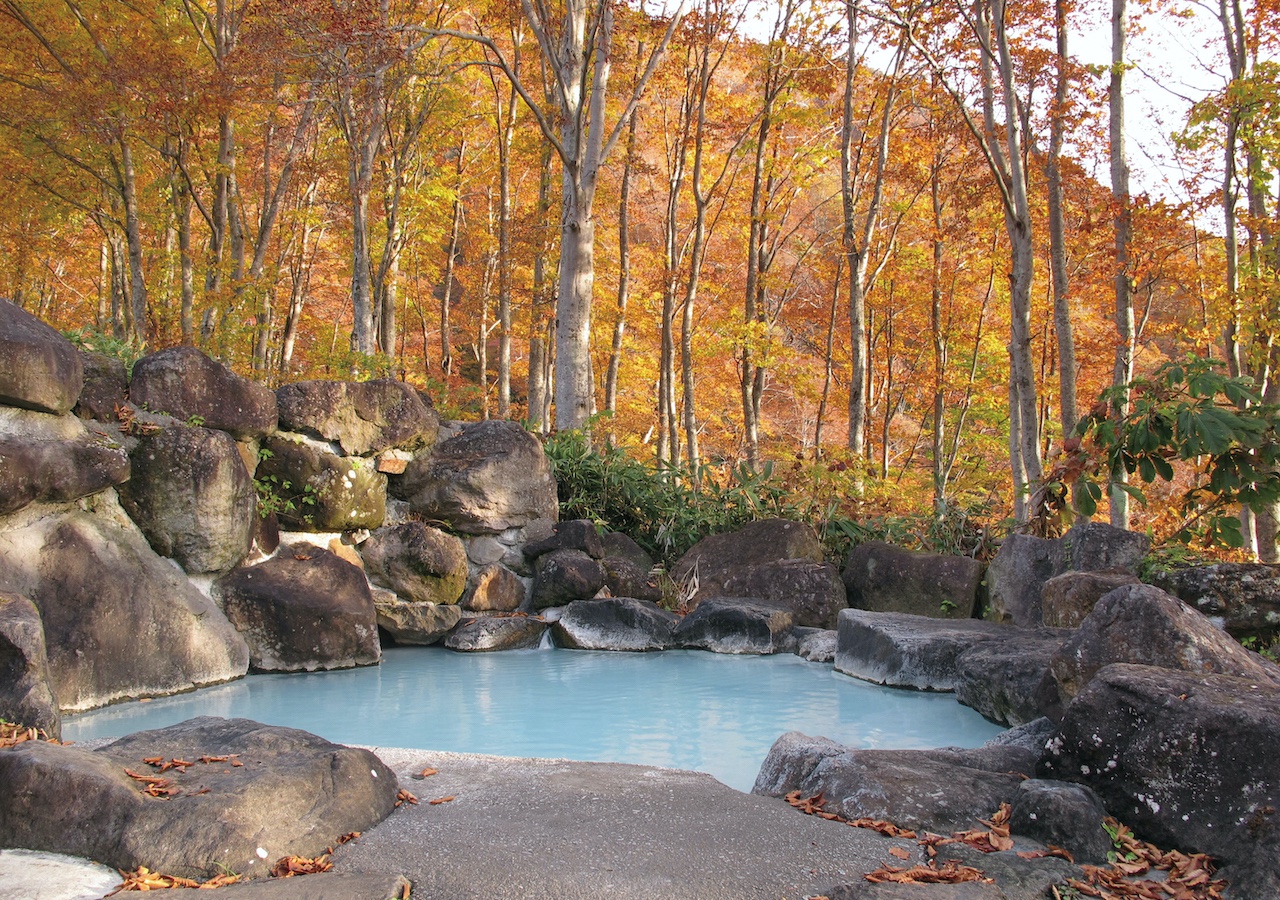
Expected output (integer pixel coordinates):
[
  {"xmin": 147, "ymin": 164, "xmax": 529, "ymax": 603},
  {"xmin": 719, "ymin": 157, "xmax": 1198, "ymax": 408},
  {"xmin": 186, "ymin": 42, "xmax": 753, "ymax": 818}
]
[{"xmin": 0, "ymin": 717, "xmax": 399, "ymax": 881}]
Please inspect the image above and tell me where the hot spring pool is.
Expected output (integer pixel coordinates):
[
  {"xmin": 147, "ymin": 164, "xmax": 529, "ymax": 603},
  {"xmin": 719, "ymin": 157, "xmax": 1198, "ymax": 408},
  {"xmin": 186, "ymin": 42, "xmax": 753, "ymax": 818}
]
[{"xmin": 64, "ymin": 645, "xmax": 1004, "ymax": 792}]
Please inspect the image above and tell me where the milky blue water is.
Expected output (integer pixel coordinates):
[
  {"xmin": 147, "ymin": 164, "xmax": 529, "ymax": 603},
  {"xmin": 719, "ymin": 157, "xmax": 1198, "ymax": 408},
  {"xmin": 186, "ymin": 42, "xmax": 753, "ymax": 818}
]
[{"xmin": 63, "ymin": 646, "xmax": 1004, "ymax": 792}]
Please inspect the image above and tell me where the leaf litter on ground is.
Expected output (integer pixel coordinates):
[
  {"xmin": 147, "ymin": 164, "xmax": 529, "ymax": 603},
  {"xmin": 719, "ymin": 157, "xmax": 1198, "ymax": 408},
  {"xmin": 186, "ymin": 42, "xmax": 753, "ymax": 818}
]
[{"xmin": 784, "ymin": 792, "xmax": 1228, "ymax": 897}]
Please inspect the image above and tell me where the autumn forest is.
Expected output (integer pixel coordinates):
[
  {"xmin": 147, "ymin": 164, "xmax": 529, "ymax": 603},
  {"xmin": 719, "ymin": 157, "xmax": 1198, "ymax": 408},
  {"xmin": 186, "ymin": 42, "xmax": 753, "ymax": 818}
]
[{"xmin": 1, "ymin": 0, "xmax": 1277, "ymax": 554}]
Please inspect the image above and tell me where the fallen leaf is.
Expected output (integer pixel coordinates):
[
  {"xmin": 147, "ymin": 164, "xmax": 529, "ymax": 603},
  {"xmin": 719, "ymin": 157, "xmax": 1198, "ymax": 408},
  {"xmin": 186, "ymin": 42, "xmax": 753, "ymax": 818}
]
[
  {"xmin": 864, "ymin": 860, "xmax": 991, "ymax": 885},
  {"xmin": 419, "ymin": 767, "xmax": 438, "ymax": 778},
  {"xmin": 270, "ymin": 854, "xmax": 332, "ymax": 878},
  {"xmin": 889, "ymin": 847, "xmax": 911, "ymax": 860},
  {"xmin": 429, "ymin": 795, "xmax": 456, "ymax": 805},
  {"xmin": 848, "ymin": 818, "xmax": 917, "ymax": 839},
  {"xmin": 396, "ymin": 789, "xmax": 419, "ymax": 807}
]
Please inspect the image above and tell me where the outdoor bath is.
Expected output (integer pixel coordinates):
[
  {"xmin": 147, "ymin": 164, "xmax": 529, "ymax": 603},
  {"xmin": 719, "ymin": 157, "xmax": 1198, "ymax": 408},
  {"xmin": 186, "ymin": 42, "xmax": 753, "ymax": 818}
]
[{"xmin": 63, "ymin": 645, "xmax": 1005, "ymax": 792}]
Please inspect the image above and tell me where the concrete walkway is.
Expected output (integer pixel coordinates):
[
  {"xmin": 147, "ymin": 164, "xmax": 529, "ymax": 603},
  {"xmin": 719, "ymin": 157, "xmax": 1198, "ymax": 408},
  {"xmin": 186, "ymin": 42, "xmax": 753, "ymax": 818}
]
[{"xmin": 330, "ymin": 749, "xmax": 906, "ymax": 899}]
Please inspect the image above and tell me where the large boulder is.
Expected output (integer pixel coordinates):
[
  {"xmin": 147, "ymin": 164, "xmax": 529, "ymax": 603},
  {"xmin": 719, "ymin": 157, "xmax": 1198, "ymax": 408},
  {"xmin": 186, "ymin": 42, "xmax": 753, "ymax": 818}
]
[
  {"xmin": 372, "ymin": 592, "xmax": 462, "ymax": 646},
  {"xmin": 834, "ymin": 609, "xmax": 1010, "ymax": 691},
  {"xmin": 213, "ymin": 548, "xmax": 380, "ymax": 672},
  {"xmin": 275, "ymin": 379, "xmax": 439, "ymax": 457},
  {"xmin": 529, "ymin": 549, "xmax": 606, "ymax": 610},
  {"xmin": 257, "ymin": 435, "xmax": 386, "ymax": 531},
  {"xmin": 753, "ymin": 732, "xmax": 1028, "ymax": 834},
  {"xmin": 0, "ymin": 299, "xmax": 83, "ymax": 414},
  {"xmin": 0, "ymin": 433, "xmax": 129, "ymax": 516},
  {"xmin": 394, "ymin": 420, "xmax": 558, "ymax": 535},
  {"xmin": 1039, "ymin": 663, "xmax": 1280, "ymax": 885},
  {"xmin": 1040, "ymin": 569, "xmax": 1140, "ymax": 628},
  {"xmin": 673, "ymin": 597, "xmax": 794, "ymax": 654},
  {"xmin": 128, "ymin": 346, "xmax": 276, "ymax": 440},
  {"xmin": 552, "ymin": 598, "xmax": 680, "ymax": 651},
  {"xmin": 464, "ymin": 564, "xmax": 527, "ymax": 612},
  {"xmin": 953, "ymin": 628, "xmax": 1070, "ymax": 727},
  {"xmin": 842, "ymin": 541, "xmax": 984, "ymax": 620},
  {"xmin": 523, "ymin": 518, "xmax": 603, "ymax": 560},
  {"xmin": 670, "ymin": 519, "xmax": 824, "ymax": 604},
  {"xmin": 0, "ymin": 510, "xmax": 249, "ymax": 711},
  {"xmin": 1047, "ymin": 583, "xmax": 1280, "ymax": 709},
  {"xmin": 0, "ymin": 593, "xmax": 60, "ymax": 738},
  {"xmin": 1149, "ymin": 562, "xmax": 1280, "ymax": 643},
  {"xmin": 444, "ymin": 615, "xmax": 547, "ymax": 652},
  {"xmin": 985, "ymin": 521, "xmax": 1149, "ymax": 626},
  {"xmin": 360, "ymin": 522, "xmax": 468, "ymax": 605},
  {"xmin": 1008, "ymin": 779, "xmax": 1112, "ymax": 865},
  {"xmin": 0, "ymin": 717, "xmax": 398, "ymax": 880},
  {"xmin": 73, "ymin": 350, "xmax": 128, "ymax": 421},
  {"xmin": 117, "ymin": 425, "xmax": 256, "ymax": 573},
  {"xmin": 723, "ymin": 559, "xmax": 848, "ymax": 629}
]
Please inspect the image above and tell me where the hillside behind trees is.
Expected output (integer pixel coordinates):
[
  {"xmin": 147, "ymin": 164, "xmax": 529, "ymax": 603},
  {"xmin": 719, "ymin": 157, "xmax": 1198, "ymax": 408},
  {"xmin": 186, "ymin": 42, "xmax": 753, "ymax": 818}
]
[{"xmin": 1, "ymin": 0, "xmax": 1277, "ymax": 555}]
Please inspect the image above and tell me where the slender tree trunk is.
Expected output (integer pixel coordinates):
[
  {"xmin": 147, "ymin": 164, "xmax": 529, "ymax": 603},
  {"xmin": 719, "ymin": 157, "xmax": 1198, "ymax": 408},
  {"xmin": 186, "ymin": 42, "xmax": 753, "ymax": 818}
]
[
  {"xmin": 1109, "ymin": 0, "xmax": 1135, "ymax": 529},
  {"xmin": 1048, "ymin": 0, "xmax": 1078, "ymax": 440},
  {"xmin": 119, "ymin": 135, "xmax": 149, "ymax": 346},
  {"xmin": 528, "ymin": 141, "xmax": 554, "ymax": 434},
  {"xmin": 606, "ymin": 45, "xmax": 643, "ymax": 443},
  {"xmin": 440, "ymin": 184, "xmax": 463, "ymax": 382}
]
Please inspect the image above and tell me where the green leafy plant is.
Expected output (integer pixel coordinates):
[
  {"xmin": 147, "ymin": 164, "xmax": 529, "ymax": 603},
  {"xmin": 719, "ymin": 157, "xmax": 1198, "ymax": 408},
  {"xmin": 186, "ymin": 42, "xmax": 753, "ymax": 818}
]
[
  {"xmin": 62, "ymin": 326, "xmax": 144, "ymax": 374},
  {"xmin": 1049, "ymin": 358, "xmax": 1280, "ymax": 549}
]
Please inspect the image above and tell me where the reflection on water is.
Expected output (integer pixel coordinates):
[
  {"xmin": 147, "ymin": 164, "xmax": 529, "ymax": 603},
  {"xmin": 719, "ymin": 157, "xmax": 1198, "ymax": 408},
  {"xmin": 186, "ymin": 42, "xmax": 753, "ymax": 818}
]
[{"xmin": 64, "ymin": 645, "xmax": 1004, "ymax": 792}]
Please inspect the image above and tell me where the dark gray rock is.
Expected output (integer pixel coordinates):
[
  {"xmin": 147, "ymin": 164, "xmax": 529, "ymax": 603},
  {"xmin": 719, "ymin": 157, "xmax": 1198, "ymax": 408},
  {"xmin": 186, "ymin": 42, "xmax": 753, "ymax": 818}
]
[
  {"xmin": 214, "ymin": 548, "xmax": 380, "ymax": 672},
  {"xmin": 360, "ymin": 522, "xmax": 467, "ymax": 605},
  {"xmin": 0, "ymin": 299, "xmax": 83, "ymax": 414},
  {"xmin": 530, "ymin": 549, "xmax": 606, "ymax": 610},
  {"xmin": 0, "ymin": 592, "xmax": 60, "ymax": 738},
  {"xmin": 599, "ymin": 531, "xmax": 654, "ymax": 569},
  {"xmin": 394, "ymin": 420, "xmax": 557, "ymax": 535},
  {"xmin": 673, "ymin": 597, "xmax": 794, "ymax": 655},
  {"xmin": 1048, "ymin": 583, "xmax": 1280, "ymax": 708},
  {"xmin": 723, "ymin": 559, "xmax": 848, "ymax": 629},
  {"xmin": 1149, "ymin": 562, "xmax": 1280, "ymax": 643},
  {"xmin": 0, "ymin": 511, "xmax": 249, "ymax": 711},
  {"xmin": 1040, "ymin": 569, "xmax": 1140, "ymax": 628},
  {"xmin": 1039, "ymin": 663, "xmax": 1280, "ymax": 873},
  {"xmin": 73, "ymin": 350, "xmax": 128, "ymax": 421},
  {"xmin": 985, "ymin": 521, "xmax": 1149, "ymax": 626},
  {"xmin": 954, "ymin": 628, "xmax": 1071, "ymax": 726},
  {"xmin": 835, "ymin": 609, "xmax": 1010, "ymax": 691},
  {"xmin": 553, "ymin": 598, "xmax": 680, "ymax": 651},
  {"xmin": 465, "ymin": 564, "xmax": 527, "ymax": 612},
  {"xmin": 128, "ymin": 346, "xmax": 277, "ymax": 440},
  {"xmin": 982, "ymin": 717, "xmax": 1057, "ymax": 755},
  {"xmin": 1008, "ymin": 779, "xmax": 1111, "ymax": 864},
  {"xmin": 258, "ymin": 435, "xmax": 386, "ymax": 531},
  {"xmin": 602, "ymin": 556, "xmax": 663, "ymax": 605},
  {"xmin": 373, "ymin": 593, "xmax": 462, "ymax": 646},
  {"xmin": 444, "ymin": 615, "xmax": 546, "ymax": 651},
  {"xmin": 275, "ymin": 379, "xmax": 438, "ymax": 457},
  {"xmin": 670, "ymin": 519, "xmax": 824, "ymax": 605},
  {"xmin": 843, "ymin": 541, "xmax": 984, "ymax": 620},
  {"xmin": 930, "ymin": 842, "xmax": 1084, "ymax": 899},
  {"xmin": 753, "ymin": 731, "xmax": 1026, "ymax": 834},
  {"xmin": 523, "ymin": 518, "xmax": 603, "ymax": 560},
  {"xmin": 118, "ymin": 425, "xmax": 255, "ymax": 573},
  {"xmin": 0, "ymin": 717, "xmax": 397, "ymax": 880},
  {"xmin": 0, "ymin": 434, "xmax": 129, "ymax": 516}
]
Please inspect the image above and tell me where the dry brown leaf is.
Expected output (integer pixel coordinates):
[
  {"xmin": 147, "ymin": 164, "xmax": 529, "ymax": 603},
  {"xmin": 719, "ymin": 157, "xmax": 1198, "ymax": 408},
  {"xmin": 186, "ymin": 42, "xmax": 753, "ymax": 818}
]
[
  {"xmin": 429, "ymin": 795, "xmax": 456, "ymax": 805},
  {"xmin": 864, "ymin": 860, "xmax": 991, "ymax": 885},
  {"xmin": 888, "ymin": 847, "xmax": 911, "ymax": 860},
  {"xmin": 848, "ymin": 818, "xmax": 917, "ymax": 838},
  {"xmin": 395, "ymin": 789, "xmax": 419, "ymax": 807},
  {"xmin": 419, "ymin": 767, "xmax": 438, "ymax": 778},
  {"xmin": 270, "ymin": 854, "xmax": 332, "ymax": 878}
]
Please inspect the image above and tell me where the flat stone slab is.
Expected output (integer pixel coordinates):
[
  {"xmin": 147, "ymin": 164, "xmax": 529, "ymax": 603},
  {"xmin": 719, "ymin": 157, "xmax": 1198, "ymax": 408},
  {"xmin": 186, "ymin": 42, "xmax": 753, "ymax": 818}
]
[
  {"xmin": 835, "ymin": 610, "xmax": 1011, "ymax": 691},
  {"xmin": 332, "ymin": 749, "xmax": 913, "ymax": 899},
  {"xmin": 0, "ymin": 849, "xmax": 120, "ymax": 900}
]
